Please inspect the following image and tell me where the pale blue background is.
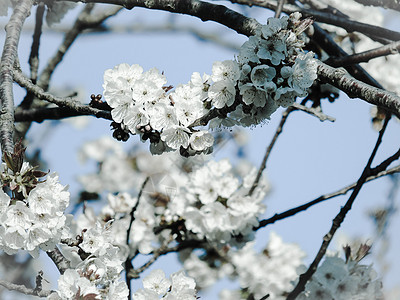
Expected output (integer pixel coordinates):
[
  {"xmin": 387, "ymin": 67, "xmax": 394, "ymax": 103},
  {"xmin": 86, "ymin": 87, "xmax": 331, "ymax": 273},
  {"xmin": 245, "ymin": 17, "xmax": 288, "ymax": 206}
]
[{"xmin": 2, "ymin": 2, "xmax": 400, "ymax": 298}]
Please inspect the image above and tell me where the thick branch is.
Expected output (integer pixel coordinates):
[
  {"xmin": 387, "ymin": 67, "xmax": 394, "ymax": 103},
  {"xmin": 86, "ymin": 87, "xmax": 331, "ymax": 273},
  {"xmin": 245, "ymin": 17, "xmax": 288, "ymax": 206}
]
[
  {"xmin": 14, "ymin": 106, "xmax": 111, "ymax": 122},
  {"xmin": 46, "ymin": 247, "xmax": 70, "ymax": 274},
  {"xmin": 231, "ymin": 0, "xmax": 400, "ymax": 42},
  {"xmin": 316, "ymin": 61, "xmax": 400, "ymax": 118},
  {"xmin": 354, "ymin": 0, "xmax": 400, "ymax": 12},
  {"xmin": 13, "ymin": 68, "xmax": 112, "ymax": 120},
  {"xmin": 0, "ymin": 279, "xmax": 54, "ymax": 298},
  {"xmin": 0, "ymin": 0, "xmax": 33, "ymax": 154},
  {"xmin": 58, "ymin": 0, "xmax": 261, "ymax": 36}
]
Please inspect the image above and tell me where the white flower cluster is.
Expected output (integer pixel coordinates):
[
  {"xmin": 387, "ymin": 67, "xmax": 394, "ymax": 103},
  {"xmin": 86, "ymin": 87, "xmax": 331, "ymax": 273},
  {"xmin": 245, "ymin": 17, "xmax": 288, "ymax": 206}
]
[
  {"xmin": 175, "ymin": 159, "xmax": 268, "ymax": 246},
  {"xmin": 219, "ymin": 232, "xmax": 306, "ymax": 300},
  {"xmin": 0, "ymin": 166, "xmax": 70, "ymax": 258},
  {"xmin": 230, "ymin": 13, "xmax": 317, "ymax": 126},
  {"xmin": 53, "ymin": 221, "xmax": 129, "ymax": 299},
  {"xmin": 132, "ymin": 269, "xmax": 197, "ymax": 300},
  {"xmin": 103, "ymin": 14, "xmax": 317, "ymax": 156},
  {"xmin": 298, "ymin": 256, "xmax": 384, "ymax": 300}
]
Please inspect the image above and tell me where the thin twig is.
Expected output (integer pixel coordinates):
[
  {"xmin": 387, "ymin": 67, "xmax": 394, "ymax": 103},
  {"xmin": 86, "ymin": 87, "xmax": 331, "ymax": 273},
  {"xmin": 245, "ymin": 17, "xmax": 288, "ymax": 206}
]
[
  {"xmin": 28, "ymin": 3, "xmax": 45, "ymax": 84},
  {"xmin": 248, "ymin": 107, "xmax": 294, "ymax": 196},
  {"xmin": 256, "ymin": 164, "xmax": 400, "ymax": 229},
  {"xmin": 13, "ymin": 68, "xmax": 112, "ymax": 120},
  {"xmin": 291, "ymin": 103, "xmax": 336, "ymax": 122},
  {"xmin": 0, "ymin": 279, "xmax": 55, "ymax": 298},
  {"xmin": 326, "ymin": 40, "xmax": 400, "ymax": 67},
  {"xmin": 37, "ymin": 4, "xmax": 123, "ymax": 91},
  {"xmin": 128, "ymin": 235, "xmax": 174, "ymax": 279},
  {"xmin": 287, "ymin": 114, "xmax": 392, "ymax": 299},
  {"xmin": 0, "ymin": 0, "xmax": 33, "ymax": 154},
  {"xmin": 125, "ymin": 177, "xmax": 149, "ymax": 298},
  {"xmin": 274, "ymin": 0, "xmax": 286, "ymax": 17}
]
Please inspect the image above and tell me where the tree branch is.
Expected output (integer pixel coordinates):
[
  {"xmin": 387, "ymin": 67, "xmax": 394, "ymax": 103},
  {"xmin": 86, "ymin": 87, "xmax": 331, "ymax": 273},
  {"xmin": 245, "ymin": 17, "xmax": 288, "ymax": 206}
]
[
  {"xmin": 353, "ymin": 0, "xmax": 400, "ymax": 12},
  {"xmin": 287, "ymin": 114, "xmax": 392, "ymax": 299},
  {"xmin": 230, "ymin": 0, "xmax": 400, "ymax": 43},
  {"xmin": 0, "ymin": 279, "xmax": 55, "ymax": 298},
  {"xmin": 125, "ymin": 177, "xmax": 149, "ymax": 298},
  {"xmin": 248, "ymin": 107, "xmax": 294, "ymax": 196},
  {"xmin": 46, "ymin": 247, "xmax": 71, "ymax": 274},
  {"xmin": 58, "ymin": 0, "xmax": 261, "ymax": 36},
  {"xmin": 13, "ymin": 68, "xmax": 112, "ymax": 120},
  {"xmin": 325, "ymin": 40, "xmax": 400, "ymax": 67},
  {"xmin": 256, "ymin": 164, "xmax": 400, "ymax": 229},
  {"xmin": 316, "ymin": 61, "xmax": 400, "ymax": 118},
  {"xmin": 0, "ymin": 0, "xmax": 33, "ymax": 154},
  {"xmin": 37, "ymin": 4, "xmax": 122, "ymax": 91}
]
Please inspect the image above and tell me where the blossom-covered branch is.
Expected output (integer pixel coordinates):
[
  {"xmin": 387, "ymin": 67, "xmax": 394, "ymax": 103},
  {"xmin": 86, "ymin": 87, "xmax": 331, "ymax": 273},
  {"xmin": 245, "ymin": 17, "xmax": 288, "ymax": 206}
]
[{"xmin": 0, "ymin": 0, "xmax": 33, "ymax": 154}]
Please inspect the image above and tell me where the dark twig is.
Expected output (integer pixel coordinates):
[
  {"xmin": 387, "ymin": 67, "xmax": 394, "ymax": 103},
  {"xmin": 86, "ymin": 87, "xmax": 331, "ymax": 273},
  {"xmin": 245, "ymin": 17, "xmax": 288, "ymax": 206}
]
[
  {"xmin": 326, "ymin": 40, "xmax": 400, "ymax": 67},
  {"xmin": 248, "ymin": 107, "xmax": 294, "ymax": 196},
  {"xmin": 231, "ymin": 0, "xmax": 400, "ymax": 42},
  {"xmin": 256, "ymin": 164, "xmax": 400, "ymax": 229},
  {"xmin": 28, "ymin": 3, "xmax": 45, "ymax": 84},
  {"xmin": 59, "ymin": 0, "xmax": 261, "ymax": 36},
  {"xmin": 287, "ymin": 114, "xmax": 392, "ymax": 299},
  {"xmin": 0, "ymin": 279, "xmax": 54, "ymax": 298},
  {"xmin": 125, "ymin": 177, "xmax": 149, "ymax": 298},
  {"xmin": 128, "ymin": 235, "xmax": 174, "ymax": 279},
  {"xmin": 37, "ymin": 4, "xmax": 122, "ymax": 91},
  {"xmin": 13, "ymin": 68, "xmax": 112, "ymax": 120},
  {"xmin": 0, "ymin": 0, "xmax": 33, "ymax": 154},
  {"xmin": 353, "ymin": 0, "xmax": 400, "ymax": 12}
]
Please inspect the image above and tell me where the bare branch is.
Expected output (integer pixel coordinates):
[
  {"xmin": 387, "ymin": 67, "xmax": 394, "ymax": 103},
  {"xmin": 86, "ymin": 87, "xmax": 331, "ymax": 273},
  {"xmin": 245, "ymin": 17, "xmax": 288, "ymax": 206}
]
[
  {"xmin": 256, "ymin": 164, "xmax": 400, "ymax": 229},
  {"xmin": 0, "ymin": 0, "xmax": 33, "ymax": 154},
  {"xmin": 231, "ymin": 0, "xmax": 400, "ymax": 43},
  {"xmin": 274, "ymin": 0, "xmax": 286, "ymax": 18},
  {"xmin": 326, "ymin": 40, "xmax": 400, "ymax": 67},
  {"xmin": 0, "ymin": 279, "xmax": 55, "ymax": 298},
  {"xmin": 248, "ymin": 107, "xmax": 294, "ymax": 196},
  {"xmin": 37, "ymin": 4, "xmax": 123, "ymax": 91},
  {"xmin": 291, "ymin": 103, "xmax": 336, "ymax": 122},
  {"xmin": 354, "ymin": 0, "xmax": 400, "ymax": 12},
  {"xmin": 46, "ymin": 247, "xmax": 71, "ymax": 274},
  {"xmin": 316, "ymin": 61, "xmax": 400, "ymax": 118},
  {"xmin": 58, "ymin": 0, "xmax": 261, "ymax": 36},
  {"xmin": 125, "ymin": 177, "xmax": 149, "ymax": 298},
  {"xmin": 13, "ymin": 68, "xmax": 112, "ymax": 120},
  {"xmin": 287, "ymin": 114, "xmax": 392, "ymax": 299}
]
